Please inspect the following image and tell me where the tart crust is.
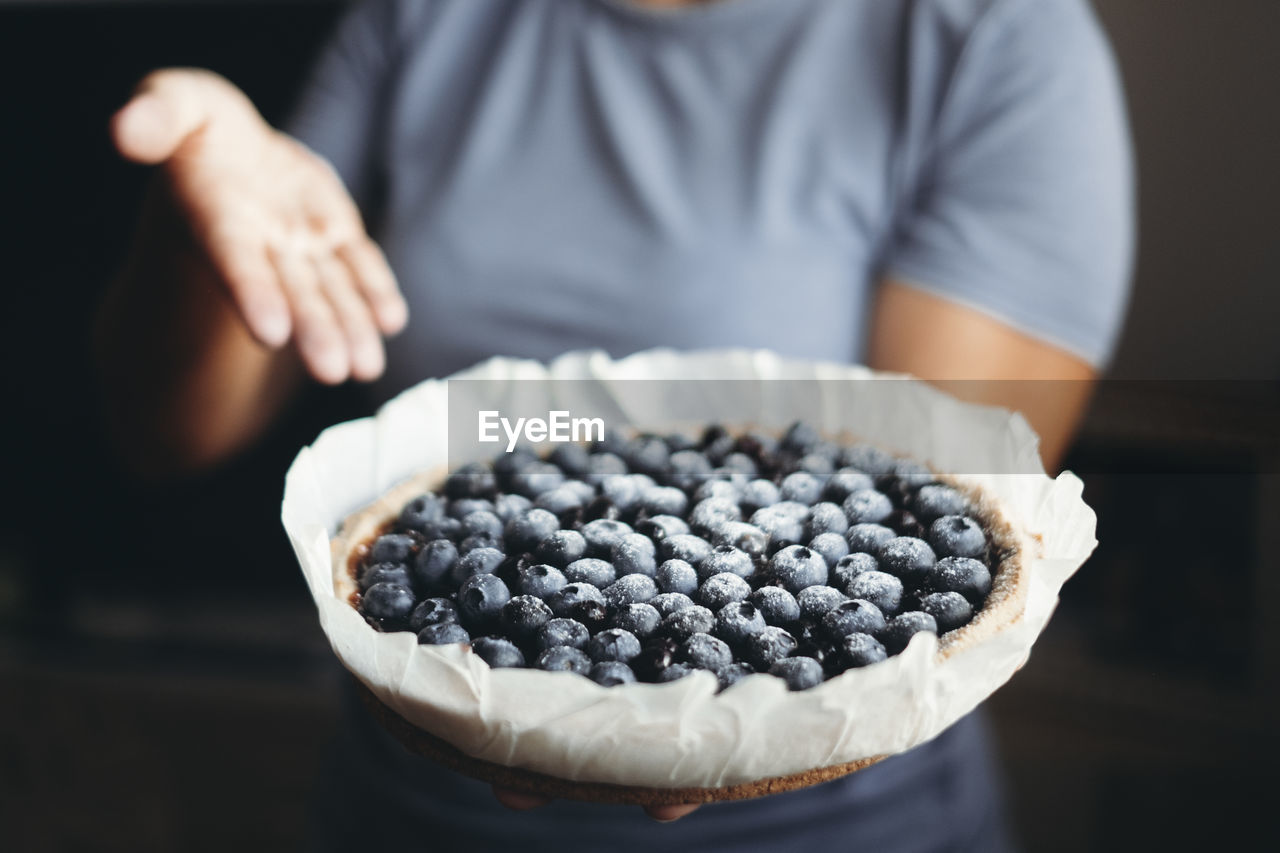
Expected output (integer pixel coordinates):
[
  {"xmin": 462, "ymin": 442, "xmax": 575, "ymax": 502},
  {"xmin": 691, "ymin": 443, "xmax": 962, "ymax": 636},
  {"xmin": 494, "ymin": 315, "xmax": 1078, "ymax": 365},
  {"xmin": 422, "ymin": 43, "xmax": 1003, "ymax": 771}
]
[{"xmin": 329, "ymin": 448, "xmax": 1033, "ymax": 802}]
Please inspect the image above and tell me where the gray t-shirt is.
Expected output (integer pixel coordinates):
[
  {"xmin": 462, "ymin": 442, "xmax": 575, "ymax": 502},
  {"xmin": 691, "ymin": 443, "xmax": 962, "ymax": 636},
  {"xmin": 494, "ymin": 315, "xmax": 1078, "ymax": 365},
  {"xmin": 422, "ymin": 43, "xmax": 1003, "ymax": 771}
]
[
  {"xmin": 289, "ymin": 0, "xmax": 1131, "ymax": 848},
  {"xmin": 290, "ymin": 0, "xmax": 1133, "ymax": 403}
]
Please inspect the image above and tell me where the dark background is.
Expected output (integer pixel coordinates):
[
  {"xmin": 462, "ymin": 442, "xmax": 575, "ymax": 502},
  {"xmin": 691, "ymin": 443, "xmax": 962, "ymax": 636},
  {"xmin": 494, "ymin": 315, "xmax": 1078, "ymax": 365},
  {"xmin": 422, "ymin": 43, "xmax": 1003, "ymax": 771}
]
[{"xmin": 2, "ymin": 1, "xmax": 1278, "ymax": 850}]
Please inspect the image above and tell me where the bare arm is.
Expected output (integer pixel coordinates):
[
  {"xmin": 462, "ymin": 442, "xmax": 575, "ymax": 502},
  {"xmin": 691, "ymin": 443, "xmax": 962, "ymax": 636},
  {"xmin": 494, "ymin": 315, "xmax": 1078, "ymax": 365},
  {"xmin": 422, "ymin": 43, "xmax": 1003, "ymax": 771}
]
[
  {"xmin": 95, "ymin": 69, "xmax": 407, "ymax": 477},
  {"xmin": 867, "ymin": 280, "xmax": 1097, "ymax": 471}
]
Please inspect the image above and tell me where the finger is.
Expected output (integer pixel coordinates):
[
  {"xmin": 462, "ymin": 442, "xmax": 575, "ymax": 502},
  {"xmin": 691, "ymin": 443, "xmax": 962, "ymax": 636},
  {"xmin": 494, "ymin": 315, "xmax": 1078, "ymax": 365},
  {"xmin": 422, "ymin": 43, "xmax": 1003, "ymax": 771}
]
[
  {"xmin": 111, "ymin": 69, "xmax": 214, "ymax": 164},
  {"xmin": 644, "ymin": 803, "xmax": 702, "ymax": 823},
  {"xmin": 491, "ymin": 786, "xmax": 552, "ymax": 811},
  {"xmin": 271, "ymin": 248, "xmax": 350, "ymax": 384},
  {"xmin": 203, "ymin": 228, "xmax": 292, "ymax": 347},
  {"xmin": 314, "ymin": 253, "xmax": 385, "ymax": 382},
  {"xmin": 337, "ymin": 238, "xmax": 407, "ymax": 335}
]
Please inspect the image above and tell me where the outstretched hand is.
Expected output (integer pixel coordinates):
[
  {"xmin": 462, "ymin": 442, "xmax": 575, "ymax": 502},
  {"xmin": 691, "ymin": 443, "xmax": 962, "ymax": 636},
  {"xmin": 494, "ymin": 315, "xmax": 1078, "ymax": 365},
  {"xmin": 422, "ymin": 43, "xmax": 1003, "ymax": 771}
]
[{"xmin": 111, "ymin": 68, "xmax": 407, "ymax": 384}]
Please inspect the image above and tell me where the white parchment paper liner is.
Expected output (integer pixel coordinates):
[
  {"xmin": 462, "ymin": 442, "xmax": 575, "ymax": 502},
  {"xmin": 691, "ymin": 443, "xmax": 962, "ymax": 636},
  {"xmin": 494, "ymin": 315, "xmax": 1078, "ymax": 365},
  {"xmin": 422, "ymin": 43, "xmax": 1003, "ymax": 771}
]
[{"xmin": 282, "ymin": 348, "xmax": 1096, "ymax": 789}]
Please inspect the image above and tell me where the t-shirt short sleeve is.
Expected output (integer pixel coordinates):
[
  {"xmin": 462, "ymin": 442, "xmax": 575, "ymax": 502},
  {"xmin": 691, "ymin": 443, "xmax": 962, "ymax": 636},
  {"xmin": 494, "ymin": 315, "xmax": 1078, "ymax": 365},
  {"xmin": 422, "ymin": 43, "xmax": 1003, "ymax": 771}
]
[
  {"xmin": 884, "ymin": 0, "xmax": 1135, "ymax": 367},
  {"xmin": 285, "ymin": 0, "xmax": 404, "ymax": 216}
]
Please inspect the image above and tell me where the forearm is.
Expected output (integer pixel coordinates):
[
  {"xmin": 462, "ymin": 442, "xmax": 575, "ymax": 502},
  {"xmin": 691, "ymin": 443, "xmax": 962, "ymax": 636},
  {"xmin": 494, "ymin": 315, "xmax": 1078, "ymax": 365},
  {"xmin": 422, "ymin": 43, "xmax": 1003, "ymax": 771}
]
[
  {"xmin": 95, "ymin": 183, "xmax": 302, "ymax": 478},
  {"xmin": 868, "ymin": 281, "xmax": 1096, "ymax": 471}
]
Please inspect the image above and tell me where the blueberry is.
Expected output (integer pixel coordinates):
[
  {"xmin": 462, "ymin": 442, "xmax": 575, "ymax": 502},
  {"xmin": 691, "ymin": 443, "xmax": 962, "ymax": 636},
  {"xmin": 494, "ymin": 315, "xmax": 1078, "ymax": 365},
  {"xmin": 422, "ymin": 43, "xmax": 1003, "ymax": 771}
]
[
  {"xmin": 509, "ymin": 463, "xmax": 565, "ymax": 499},
  {"xmin": 636, "ymin": 514, "xmax": 690, "ymax": 542},
  {"xmin": 880, "ymin": 611, "xmax": 938, "ymax": 654},
  {"xmin": 806, "ymin": 532, "xmax": 850, "ymax": 569},
  {"xmin": 415, "ymin": 516, "xmax": 463, "ymax": 542},
  {"xmin": 398, "ymin": 493, "xmax": 446, "ymax": 534},
  {"xmin": 654, "ymin": 560, "xmax": 699, "ymax": 596},
  {"xmin": 821, "ymin": 599, "xmax": 887, "ymax": 640},
  {"xmin": 688, "ymin": 498, "xmax": 742, "ymax": 535},
  {"xmin": 360, "ymin": 582, "xmax": 416, "ymax": 625},
  {"xmin": 599, "ymin": 473, "xmax": 643, "ymax": 512},
  {"xmin": 667, "ymin": 449, "xmax": 715, "ymax": 491},
  {"xmin": 564, "ymin": 558, "xmax": 616, "ymax": 588},
  {"xmin": 923, "ymin": 556, "xmax": 992, "ymax": 603},
  {"xmin": 697, "ymin": 545, "xmax": 755, "ymax": 581},
  {"xmin": 797, "ymin": 585, "xmax": 849, "ymax": 622},
  {"xmin": 792, "ymin": 452, "xmax": 836, "ymax": 478},
  {"xmin": 697, "ymin": 573, "xmax": 752, "ymax": 611},
  {"xmin": 767, "ymin": 545, "xmax": 828, "ymax": 593},
  {"xmin": 571, "ymin": 600, "xmax": 610, "ymax": 633},
  {"xmin": 771, "ymin": 501, "xmax": 813, "ymax": 521},
  {"xmin": 846, "ymin": 523, "xmax": 896, "ymax": 554},
  {"xmin": 928, "ymin": 515, "xmax": 988, "ymax": 560},
  {"xmin": 693, "ymin": 478, "xmax": 744, "ymax": 505},
  {"xmin": 546, "ymin": 583, "xmax": 605, "ymax": 618},
  {"xmin": 779, "ymin": 471, "xmax": 824, "ymax": 505},
  {"xmin": 493, "ymin": 446, "xmax": 539, "ymax": 490},
  {"xmin": 369, "ymin": 533, "xmax": 416, "ymax": 565},
  {"xmin": 587, "ymin": 628, "xmax": 642, "ymax": 663},
  {"xmin": 822, "ymin": 469, "xmax": 874, "ymax": 503},
  {"xmin": 536, "ymin": 646, "xmax": 592, "ymax": 675},
  {"xmin": 845, "ymin": 571, "xmax": 904, "ymax": 616},
  {"xmin": 535, "ymin": 485, "xmax": 586, "ymax": 519},
  {"xmin": 640, "ymin": 486, "xmax": 688, "ymax": 518},
  {"xmin": 590, "ymin": 428, "xmax": 629, "ymax": 457},
  {"xmin": 843, "ymin": 490, "xmax": 894, "ymax": 525},
  {"xmin": 884, "ymin": 508, "xmax": 925, "ymax": 539},
  {"xmin": 624, "ymin": 434, "xmax": 671, "ymax": 476},
  {"xmin": 631, "ymin": 636, "xmax": 678, "ymax": 681},
  {"xmin": 492, "ymin": 493, "xmax": 533, "ymax": 525},
  {"xmin": 580, "ymin": 519, "xmax": 633, "ymax": 559},
  {"xmin": 501, "ymin": 594, "xmax": 553, "ymax": 640},
  {"xmin": 458, "ymin": 533, "xmax": 500, "ymax": 556},
  {"xmin": 769, "ymin": 656, "xmax": 824, "ymax": 691},
  {"xmin": 805, "ymin": 502, "xmax": 848, "ymax": 538},
  {"xmin": 750, "ymin": 508, "xmax": 806, "ymax": 551},
  {"xmin": 532, "ymin": 530, "xmax": 587, "ymax": 568},
  {"xmin": 452, "ymin": 546, "xmax": 506, "ymax": 586},
  {"xmin": 910, "ymin": 485, "xmax": 971, "ymax": 525},
  {"xmin": 705, "ymin": 521, "xmax": 769, "ymax": 557},
  {"xmin": 887, "ymin": 459, "xmax": 935, "ymax": 491},
  {"xmin": 918, "ymin": 591, "xmax": 974, "ymax": 632},
  {"xmin": 680, "ymin": 632, "xmax": 733, "ymax": 671},
  {"xmin": 515, "ymin": 563, "xmax": 568, "ymax": 599},
  {"xmin": 656, "ymin": 663, "xmax": 697, "ymax": 683},
  {"xmin": 549, "ymin": 442, "xmax": 593, "ymax": 478},
  {"xmin": 716, "ymin": 662, "xmax": 755, "ymax": 691},
  {"xmin": 749, "ymin": 586, "xmax": 801, "ymax": 626},
  {"xmin": 659, "ymin": 534, "xmax": 713, "ymax": 567},
  {"xmin": 411, "ymin": 540, "xmax": 458, "ymax": 591},
  {"xmin": 838, "ymin": 633, "xmax": 888, "ymax": 668},
  {"xmin": 408, "ymin": 597, "xmax": 459, "ymax": 633},
  {"xmin": 878, "ymin": 536, "xmax": 937, "ymax": 585},
  {"xmin": 839, "ymin": 445, "xmax": 896, "ymax": 478},
  {"xmin": 610, "ymin": 603, "xmax": 661, "ymax": 639},
  {"xmin": 740, "ymin": 479, "xmax": 782, "ymax": 513},
  {"xmin": 536, "ymin": 617, "xmax": 591, "ymax": 651},
  {"xmin": 662, "ymin": 605, "xmax": 715, "ymax": 642},
  {"xmin": 504, "ymin": 508, "xmax": 560, "ymax": 553},
  {"xmin": 589, "ymin": 661, "xmax": 638, "ymax": 686},
  {"xmin": 780, "ymin": 421, "xmax": 822, "ymax": 455},
  {"xmin": 359, "ymin": 561, "xmax": 411, "ymax": 592},
  {"xmin": 700, "ymin": 425, "xmax": 737, "ymax": 463},
  {"xmin": 715, "ymin": 601, "xmax": 766, "ymax": 646},
  {"xmin": 832, "ymin": 552, "xmax": 879, "ymax": 589},
  {"xmin": 735, "ymin": 430, "xmax": 779, "ymax": 461},
  {"xmin": 603, "ymin": 574, "xmax": 659, "ymax": 610},
  {"xmin": 746, "ymin": 626, "xmax": 798, "ymax": 670},
  {"xmin": 584, "ymin": 452, "xmax": 628, "ymax": 486},
  {"xmin": 720, "ymin": 452, "xmax": 759, "ymax": 480},
  {"xmin": 651, "ymin": 592, "xmax": 696, "ymax": 618},
  {"xmin": 444, "ymin": 462, "xmax": 496, "ymax": 500},
  {"xmin": 471, "ymin": 636, "xmax": 526, "ymax": 668},
  {"xmin": 457, "ymin": 573, "xmax": 511, "ymax": 624},
  {"xmin": 417, "ymin": 622, "xmax": 471, "ymax": 645},
  {"xmin": 448, "ymin": 498, "xmax": 495, "ymax": 521}
]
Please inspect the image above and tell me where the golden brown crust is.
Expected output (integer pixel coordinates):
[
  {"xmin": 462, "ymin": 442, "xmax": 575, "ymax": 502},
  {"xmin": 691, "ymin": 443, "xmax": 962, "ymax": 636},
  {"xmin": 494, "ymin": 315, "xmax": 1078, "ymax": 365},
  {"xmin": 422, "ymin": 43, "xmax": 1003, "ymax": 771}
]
[{"xmin": 356, "ymin": 680, "xmax": 886, "ymax": 804}]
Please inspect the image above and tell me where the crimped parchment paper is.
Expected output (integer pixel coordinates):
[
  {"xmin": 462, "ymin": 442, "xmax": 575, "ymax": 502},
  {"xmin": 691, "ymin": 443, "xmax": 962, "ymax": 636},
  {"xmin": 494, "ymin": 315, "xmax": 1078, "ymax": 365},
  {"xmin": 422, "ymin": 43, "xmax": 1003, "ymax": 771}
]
[{"xmin": 282, "ymin": 349, "xmax": 1096, "ymax": 789}]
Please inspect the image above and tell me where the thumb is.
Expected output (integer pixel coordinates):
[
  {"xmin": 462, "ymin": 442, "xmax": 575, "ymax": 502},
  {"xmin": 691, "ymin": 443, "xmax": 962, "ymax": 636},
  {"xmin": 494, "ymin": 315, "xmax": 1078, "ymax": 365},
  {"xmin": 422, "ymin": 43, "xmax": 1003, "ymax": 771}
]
[{"xmin": 110, "ymin": 68, "xmax": 250, "ymax": 164}]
